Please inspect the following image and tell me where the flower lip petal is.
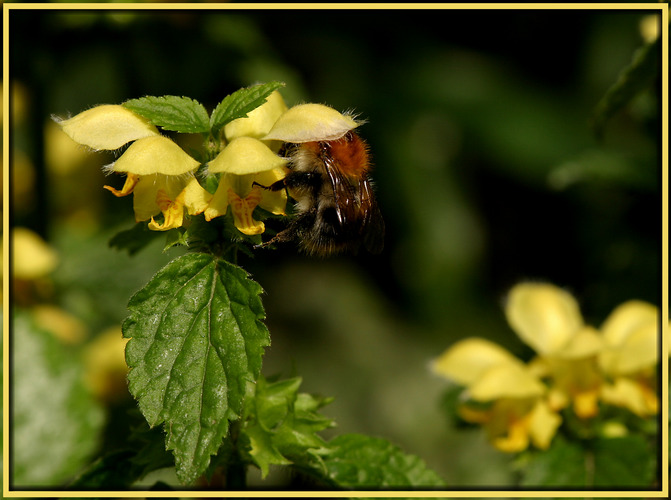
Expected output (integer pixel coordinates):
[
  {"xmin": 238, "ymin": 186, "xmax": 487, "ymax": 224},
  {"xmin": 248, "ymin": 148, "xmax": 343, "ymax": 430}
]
[
  {"xmin": 111, "ymin": 136, "xmax": 200, "ymax": 175},
  {"xmin": 56, "ymin": 104, "xmax": 159, "ymax": 150},
  {"xmin": 208, "ymin": 137, "xmax": 288, "ymax": 175},
  {"xmin": 262, "ymin": 103, "xmax": 361, "ymax": 143}
]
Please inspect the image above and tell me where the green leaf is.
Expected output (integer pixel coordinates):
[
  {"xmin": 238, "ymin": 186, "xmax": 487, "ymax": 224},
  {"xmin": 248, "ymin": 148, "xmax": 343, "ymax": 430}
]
[
  {"xmin": 519, "ymin": 436, "xmax": 588, "ymax": 487},
  {"xmin": 519, "ymin": 434, "xmax": 656, "ymax": 488},
  {"xmin": 209, "ymin": 81, "xmax": 285, "ymax": 136},
  {"xmin": 70, "ymin": 422, "xmax": 174, "ymax": 488},
  {"xmin": 592, "ymin": 435, "xmax": 655, "ymax": 487},
  {"xmin": 123, "ymin": 95, "xmax": 210, "ymax": 133},
  {"xmin": 321, "ymin": 434, "xmax": 446, "ymax": 489},
  {"xmin": 591, "ymin": 38, "xmax": 661, "ymax": 139},
  {"xmin": 123, "ymin": 252, "xmax": 270, "ymax": 484},
  {"xmin": 241, "ymin": 376, "xmax": 334, "ymax": 478},
  {"xmin": 12, "ymin": 311, "xmax": 105, "ymax": 487},
  {"xmin": 69, "ymin": 450, "xmax": 140, "ymax": 489}
]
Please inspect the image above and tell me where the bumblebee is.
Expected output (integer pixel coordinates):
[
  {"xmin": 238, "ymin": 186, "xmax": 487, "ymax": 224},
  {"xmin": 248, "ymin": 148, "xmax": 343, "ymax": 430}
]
[{"xmin": 258, "ymin": 130, "xmax": 384, "ymax": 256}]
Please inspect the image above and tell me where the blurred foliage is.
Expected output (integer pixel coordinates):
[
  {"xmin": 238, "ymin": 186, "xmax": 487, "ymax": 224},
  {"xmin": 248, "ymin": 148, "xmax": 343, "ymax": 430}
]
[{"xmin": 5, "ymin": 4, "xmax": 663, "ymax": 491}]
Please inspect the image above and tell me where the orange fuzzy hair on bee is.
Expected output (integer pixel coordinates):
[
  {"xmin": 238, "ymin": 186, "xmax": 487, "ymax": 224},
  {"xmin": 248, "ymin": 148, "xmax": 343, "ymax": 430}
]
[{"xmin": 328, "ymin": 132, "xmax": 371, "ymax": 177}]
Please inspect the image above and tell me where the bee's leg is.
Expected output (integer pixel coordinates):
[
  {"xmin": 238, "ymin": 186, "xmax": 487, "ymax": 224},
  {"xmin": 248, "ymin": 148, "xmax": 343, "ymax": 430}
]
[
  {"xmin": 254, "ymin": 210, "xmax": 316, "ymax": 250},
  {"xmin": 252, "ymin": 179, "xmax": 286, "ymax": 191}
]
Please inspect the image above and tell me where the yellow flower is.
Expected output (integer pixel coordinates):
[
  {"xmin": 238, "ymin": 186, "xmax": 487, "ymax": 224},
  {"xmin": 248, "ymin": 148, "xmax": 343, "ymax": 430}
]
[
  {"xmin": 505, "ymin": 282, "xmax": 604, "ymax": 419},
  {"xmin": 205, "ymin": 92, "xmax": 289, "ymax": 235},
  {"xmin": 224, "ymin": 90, "xmax": 288, "ymax": 142},
  {"xmin": 84, "ymin": 327, "xmax": 130, "ymax": 402},
  {"xmin": 104, "ymin": 136, "xmax": 212, "ymax": 231},
  {"xmin": 12, "ymin": 227, "xmax": 58, "ymax": 279},
  {"xmin": 58, "ymin": 105, "xmax": 212, "ymax": 231},
  {"xmin": 598, "ymin": 300, "xmax": 659, "ymax": 416},
  {"xmin": 432, "ymin": 338, "xmax": 560, "ymax": 452}
]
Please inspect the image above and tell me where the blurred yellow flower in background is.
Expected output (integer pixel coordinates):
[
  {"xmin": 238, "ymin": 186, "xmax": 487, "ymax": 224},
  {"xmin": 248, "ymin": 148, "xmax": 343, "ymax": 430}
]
[
  {"xmin": 12, "ymin": 227, "xmax": 58, "ymax": 280},
  {"xmin": 83, "ymin": 327, "xmax": 130, "ymax": 403},
  {"xmin": 432, "ymin": 338, "xmax": 561, "ymax": 452},
  {"xmin": 505, "ymin": 283, "xmax": 604, "ymax": 419},
  {"xmin": 433, "ymin": 281, "xmax": 662, "ymax": 454},
  {"xmin": 598, "ymin": 300, "xmax": 660, "ymax": 417}
]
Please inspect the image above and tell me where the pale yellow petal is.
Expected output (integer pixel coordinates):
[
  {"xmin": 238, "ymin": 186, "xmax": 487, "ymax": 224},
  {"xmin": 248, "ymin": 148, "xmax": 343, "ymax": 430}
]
[
  {"xmin": 256, "ymin": 167, "xmax": 289, "ymax": 215},
  {"xmin": 224, "ymin": 90, "xmax": 288, "ymax": 140},
  {"xmin": 469, "ymin": 363, "xmax": 545, "ymax": 401},
  {"xmin": 182, "ymin": 177, "xmax": 213, "ymax": 216},
  {"xmin": 492, "ymin": 418, "xmax": 530, "ymax": 453},
  {"xmin": 204, "ymin": 174, "xmax": 234, "ymax": 221},
  {"xmin": 505, "ymin": 282, "xmax": 583, "ymax": 355},
  {"xmin": 528, "ymin": 400, "xmax": 562, "ymax": 449},
  {"xmin": 228, "ymin": 186, "xmax": 265, "ymax": 235},
  {"xmin": 12, "ymin": 228, "xmax": 58, "ymax": 279},
  {"xmin": 573, "ymin": 389, "xmax": 600, "ymax": 419},
  {"xmin": 148, "ymin": 189, "xmax": 185, "ymax": 231},
  {"xmin": 555, "ymin": 326, "xmax": 603, "ymax": 359},
  {"xmin": 599, "ymin": 325, "xmax": 658, "ymax": 376},
  {"xmin": 33, "ymin": 304, "xmax": 87, "ymax": 344},
  {"xmin": 57, "ymin": 104, "xmax": 159, "ymax": 150},
  {"xmin": 208, "ymin": 137, "xmax": 287, "ymax": 175},
  {"xmin": 263, "ymin": 103, "xmax": 360, "ymax": 142},
  {"xmin": 430, "ymin": 337, "xmax": 523, "ymax": 386},
  {"xmin": 132, "ymin": 174, "xmax": 187, "ymax": 221},
  {"xmin": 83, "ymin": 327, "xmax": 129, "ymax": 401},
  {"xmin": 600, "ymin": 377, "xmax": 657, "ymax": 417},
  {"xmin": 601, "ymin": 300, "xmax": 657, "ymax": 348},
  {"xmin": 111, "ymin": 136, "xmax": 200, "ymax": 175}
]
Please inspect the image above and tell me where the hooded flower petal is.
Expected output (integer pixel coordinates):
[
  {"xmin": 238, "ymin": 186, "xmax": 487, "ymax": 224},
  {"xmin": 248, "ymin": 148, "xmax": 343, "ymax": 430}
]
[
  {"xmin": 57, "ymin": 104, "xmax": 159, "ymax": 150},
  {"xmin": 111, "ymin": 136, "xmax": 200, "ymax": 176},
  {"xmin": 469, "ymin": 363, "xmax": 545, "ymax": 401},
  {"xmin": 224, "ymin": 90, "xmax": 288, "ymax": 141},
  {"xmin": 505, "ymin": 283, "xmax": 583, "ymax": 356},
  {"xmin": 263, "ymin": 103, "xmax": 361, "ymax": 142},
  {"xmin": 208, "ymin": 137, "xmax": 288, "ymax": 175},
  {"xmin": 431, "ymin": 338, "xmax": 523, "ymax": 386}
]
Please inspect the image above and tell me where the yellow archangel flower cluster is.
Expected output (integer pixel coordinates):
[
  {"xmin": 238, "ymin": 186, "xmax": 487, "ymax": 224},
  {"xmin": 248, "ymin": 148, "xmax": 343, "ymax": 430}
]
[
  {"xmin": 431, "ymin": 282, "xmax": 663, "ymax": 453},
  {"xmin": 55, "ymin": 93, "xmax": 361, "ymax": 235}
]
